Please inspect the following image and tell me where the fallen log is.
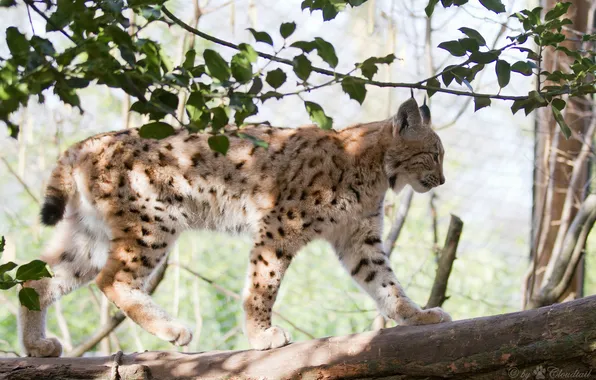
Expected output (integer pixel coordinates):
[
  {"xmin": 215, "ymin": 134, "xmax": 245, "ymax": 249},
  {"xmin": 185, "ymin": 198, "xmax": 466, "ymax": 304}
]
[{"xmin": 1, "ymin": 295, "xmax": 595, "ymax": 380}]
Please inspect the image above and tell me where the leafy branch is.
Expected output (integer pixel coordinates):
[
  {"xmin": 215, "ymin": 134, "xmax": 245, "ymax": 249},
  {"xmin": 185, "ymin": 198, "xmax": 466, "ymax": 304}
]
[
  {"xmin": 1, "ymin": 0, "xmax": 595, "ymax": 144},
  {"xmin": 0, "ymin": 236, "xmax": 53, "ymax": 311}
]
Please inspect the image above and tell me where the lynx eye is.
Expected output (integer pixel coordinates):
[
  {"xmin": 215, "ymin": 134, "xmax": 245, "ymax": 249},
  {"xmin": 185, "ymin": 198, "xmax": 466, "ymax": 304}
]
[{"xmin": 432, "ymin": 153, "xmax": 439, "ymax": 163}]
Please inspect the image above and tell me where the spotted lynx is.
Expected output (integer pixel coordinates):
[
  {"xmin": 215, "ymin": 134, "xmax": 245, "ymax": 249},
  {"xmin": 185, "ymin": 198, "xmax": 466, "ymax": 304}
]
[{"xmin": 20, "ymin": 96, "xmax": 449, "ymax": 357}]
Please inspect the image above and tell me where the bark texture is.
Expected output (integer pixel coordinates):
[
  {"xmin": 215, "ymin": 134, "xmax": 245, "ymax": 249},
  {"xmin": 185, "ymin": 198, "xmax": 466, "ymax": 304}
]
[{"xmin": 1, "ymin": 296, "xmax": 595, "ymax": 380}]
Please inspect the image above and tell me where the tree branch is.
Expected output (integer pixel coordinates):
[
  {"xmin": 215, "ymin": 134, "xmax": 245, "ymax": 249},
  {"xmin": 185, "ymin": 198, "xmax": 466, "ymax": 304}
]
[
  {"xmin": 3, "ymin": 296, "xmax": 595, "ymax": 379},
  {"xmin": 425, "ymin": 214, "xmax": 463, "ymax": 309},
  {"xmin": 161, "ymin": 7, "xmax": 580, "ymax": 102},
  {"xmin": 383, "ymin": 187, "xmax": 414, "ymax": 257}
]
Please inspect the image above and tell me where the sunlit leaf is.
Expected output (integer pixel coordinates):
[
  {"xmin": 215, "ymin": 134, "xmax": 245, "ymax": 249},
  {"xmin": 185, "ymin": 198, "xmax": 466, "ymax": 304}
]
[{"xmin": 304, "ymin": 101, "xmax": 333, "ymax": 130}]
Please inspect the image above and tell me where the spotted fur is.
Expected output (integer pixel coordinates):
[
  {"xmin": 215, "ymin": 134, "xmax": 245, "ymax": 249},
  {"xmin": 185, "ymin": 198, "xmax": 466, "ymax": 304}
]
[{"xmin": 20, "ymin": 97, "xmax": 449, "ymax": 357}]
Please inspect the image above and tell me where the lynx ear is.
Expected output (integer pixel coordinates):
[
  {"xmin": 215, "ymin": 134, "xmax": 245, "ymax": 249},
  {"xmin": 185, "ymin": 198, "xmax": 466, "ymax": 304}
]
[
  {"xmin": 393, "ymin": 97, "xmax": 423, "ymax": 139},
  {"xmin": 419, "ymin": 96, "xmax": 431, "ymax": 126}
]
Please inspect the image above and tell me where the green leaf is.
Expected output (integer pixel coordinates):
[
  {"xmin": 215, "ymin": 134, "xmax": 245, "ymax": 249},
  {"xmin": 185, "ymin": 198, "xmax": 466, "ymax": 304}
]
[
  {"xmin": 247, "ymin": 28, "xmax": 273, "ymax": 45},
  {"xmin": 545, "ymin": 2, "xmax": 571, "ymax": 21},
  {"xmin": 425, "ymin": 0, "xmax": 439, "ymax": 17},
  {"xmin": 479, "ymin": 0, "xmax": 505, "ymax": 14},
  {"xmin": 474, "ymin": 97, "xmax": 491, "ymax": 111},
  {"xmin": 208, "ymin": 135, "xmax": 230, "ymax": 155},
  {"xmin": 238, "ymin": 43, "xmax": 258, "ymax": 63},
  {"xmin": 16, "ymin": 260, "xmax": 52, "ymax": 281},
  {"xmin": 341, "ymin": 77, "xmax": 367, "ymax": 104},
  {"xmin": 238, "ymin": 132, "xmax": 269, "ymax": 148},
  {"xmin": 248, "ymin": 77, "xmax": 263, "ymax": 94},
  {"xmin": 30, "ymin": 36, "xmax": 56, "ymax": 56},
  {"xmin": 0, "ymin": 236, "xmax": 5, "ymax": 253},
  {"xmin": 437, "ymin": 40, "xmax": 466, "ymax": 57},
  {"xmin": 290, "ymin": 40, "xmax": 316, "ymax": 53},
  {"xmin": 469, "ymin": 50, "xmax": 500, "ymax": 64},
  {"xmin": 260, "ymin": 91, "xmax": 283, "ymax": 101},
  {"xmin": 552, "ymin": 105, "xmax": 570, "ymax": 139},
  {"xmin": 426, "ymin": 77, "xmax": 441, "ymax": 98},
  {"xmin": 552, "ymin": 98, "xmax": 566, "ymax": 111},
  {"xmin": 0, "ymin": 0, "xmax": 17, "ymax": 6},
  {"xmin": 266, "ymin": 68, "xmax": 287, "ymax": 89},
  {"xmin": 210, "ymin": 106, "xmax": 229, "ymax": 131},
  {"xmin": 139, "ymin": 122, "xmax": 176, "ymax": 140},
  {"xmin": 347, "ymin": 0, "xmax": 368, "ymax": 6},
  {"xmin": 313, "ymin": 37, "xmax": 338, "ymax": 68},
  {"xmin": 151, "ymin": 88, "xmax": 179, "ymax": 113},
  {"xmin": 183, "ymin": 49, "xmax": 196, "ymax": 70},
  {"xmin": 0, "ymin": 261, "xmax": 17, "ymax": 276},
  {"xmin": 459, "ymin": 27, "xmax": 486, "ymax": 46},
  {"xmin": 0, "ymin": 280, "xmax": 17, "ymax": 290},
  {"xmin": 459, "ymin": 38, "xmax": 479, "ymax": 52},
  {"xmin": 511, "ymin": 61, "xmax": 534, "ymax": 76},
  {"xmin": 231, "ymin": 53, "xmax": 253, "ymax": 83},
  {"xmin": 495, "ymin": 59, "xmax": 511, "ymax": 88},
  {"xmin": 280, "ymin": 22, "xmax": 297, "ymax": 39},
  {"xmin": 6, "ymin": 27, "xmax": 30, "ymax": 64},
  {"xmin": 203, "ymin": 49, "xmax": 231, "ymax": 82},
  {"xmin": 304, "ymin": 101, "xmax": 333, "ymax": 130},
  {"xmin": 19, "ymin": 287, "xmax": 41, "ymax": 311},
  {"xmin": 293, "ymin": 54, "xmax": 313, "ymax": 81},
  {"xmin": 185, "ymin": 92, "xmax": 206, "ymax": 123}
]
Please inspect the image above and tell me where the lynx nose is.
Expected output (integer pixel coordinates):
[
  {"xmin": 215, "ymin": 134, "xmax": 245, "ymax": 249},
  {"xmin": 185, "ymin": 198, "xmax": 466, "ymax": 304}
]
[{"xmin": 439, "ymin": 175, "xmax": 445, "ymax": 185}]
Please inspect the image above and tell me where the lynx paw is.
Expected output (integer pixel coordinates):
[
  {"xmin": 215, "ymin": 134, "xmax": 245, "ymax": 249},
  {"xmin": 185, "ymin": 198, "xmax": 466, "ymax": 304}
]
[
  {"xmin": 156, "ymin": 321, "xmax": 193, "ymax": 346},
  {"xmin": 249, "ymin": 326, "xmax": 291, "ymax": 350},
  {"xmin": 24, "ymin": 337, "xmax": 63, "ymax": 357},
  {"xmin": 417, "ymin": 307, "xmax": 452, "ymax": 325}
]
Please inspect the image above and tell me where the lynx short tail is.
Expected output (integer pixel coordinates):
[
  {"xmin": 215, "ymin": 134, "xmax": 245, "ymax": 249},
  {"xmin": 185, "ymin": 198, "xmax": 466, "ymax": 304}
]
[{"xmin": 40, "ymin": 154, "xmax": 75, "ymax": 226}]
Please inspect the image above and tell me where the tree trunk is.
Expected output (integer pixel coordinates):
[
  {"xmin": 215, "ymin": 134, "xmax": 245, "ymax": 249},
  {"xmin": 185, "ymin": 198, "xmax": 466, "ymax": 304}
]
[
  {"xmin": 2, "ymin": 295, "xmax": 595, "ymax": 380},
  {"xmin": 527, "ymin": 0, "xmax": 594, "ymax": 308}
]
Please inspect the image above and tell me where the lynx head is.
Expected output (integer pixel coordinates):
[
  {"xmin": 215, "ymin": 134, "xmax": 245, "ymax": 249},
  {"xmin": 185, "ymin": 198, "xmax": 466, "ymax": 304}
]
[{"xmin": 384, "ymin": 96, "xmax": 445, "ymax": 194}]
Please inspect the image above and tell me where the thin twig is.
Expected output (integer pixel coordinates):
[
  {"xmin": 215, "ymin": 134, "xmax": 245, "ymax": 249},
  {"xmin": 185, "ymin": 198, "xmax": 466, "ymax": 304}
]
[
  {"xmin": 173, "ymin": 263, "xmax": 316, "ymax": 340},
  {"xmin": 1, "ymin": 157, "xmax": 40, "ymax": 205},
  {"xmin": 24, "ymin": 0, "xmax": 76, "ymax": 43}
]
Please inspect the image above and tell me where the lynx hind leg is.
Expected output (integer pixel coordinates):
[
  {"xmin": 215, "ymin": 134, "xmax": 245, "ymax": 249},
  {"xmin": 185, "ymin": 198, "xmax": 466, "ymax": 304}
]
[
  {"xmin": 96, "ymin": 236, "xmax": 192, "ymax": 346},
  {"xmin": 333, "ymin": 217, "xmax": 451, "ymax": 327},
  {"xmin": 20, "ymin": 220, "xmax": 104, "ymax": 357},
  {"xmin": 242, "ymin": 238, "xmax": 296, "ymax": 350}
]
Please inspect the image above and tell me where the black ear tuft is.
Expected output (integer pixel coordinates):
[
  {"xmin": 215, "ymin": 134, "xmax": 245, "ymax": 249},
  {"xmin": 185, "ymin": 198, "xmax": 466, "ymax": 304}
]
[
  {"xmin": 389, "ymin": 175, "xmax": 397, "ymax": 188},
  {"xmin": 410, "ymin": 88, "xmax": 414, "ymax": 98}
]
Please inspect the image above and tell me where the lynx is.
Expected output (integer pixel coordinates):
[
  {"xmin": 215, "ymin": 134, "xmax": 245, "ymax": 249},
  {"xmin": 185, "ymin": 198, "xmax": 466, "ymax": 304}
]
[{"xmin": 19, "ymin": 96, "xmax": 449, "ymax": 357}]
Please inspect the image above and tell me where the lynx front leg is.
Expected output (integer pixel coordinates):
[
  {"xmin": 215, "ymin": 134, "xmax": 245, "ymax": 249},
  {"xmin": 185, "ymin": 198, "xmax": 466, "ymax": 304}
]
[
  {"xmin": 242, "ymin": 242, "xmax": 294, "ymax": 350},
  {"xmin": 96, "ymin": 239, "xmax": 192, "ymax": 346},
  {"xmin": 333, "ymin": 217, "xmax": 451, "ymax": 326}
]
